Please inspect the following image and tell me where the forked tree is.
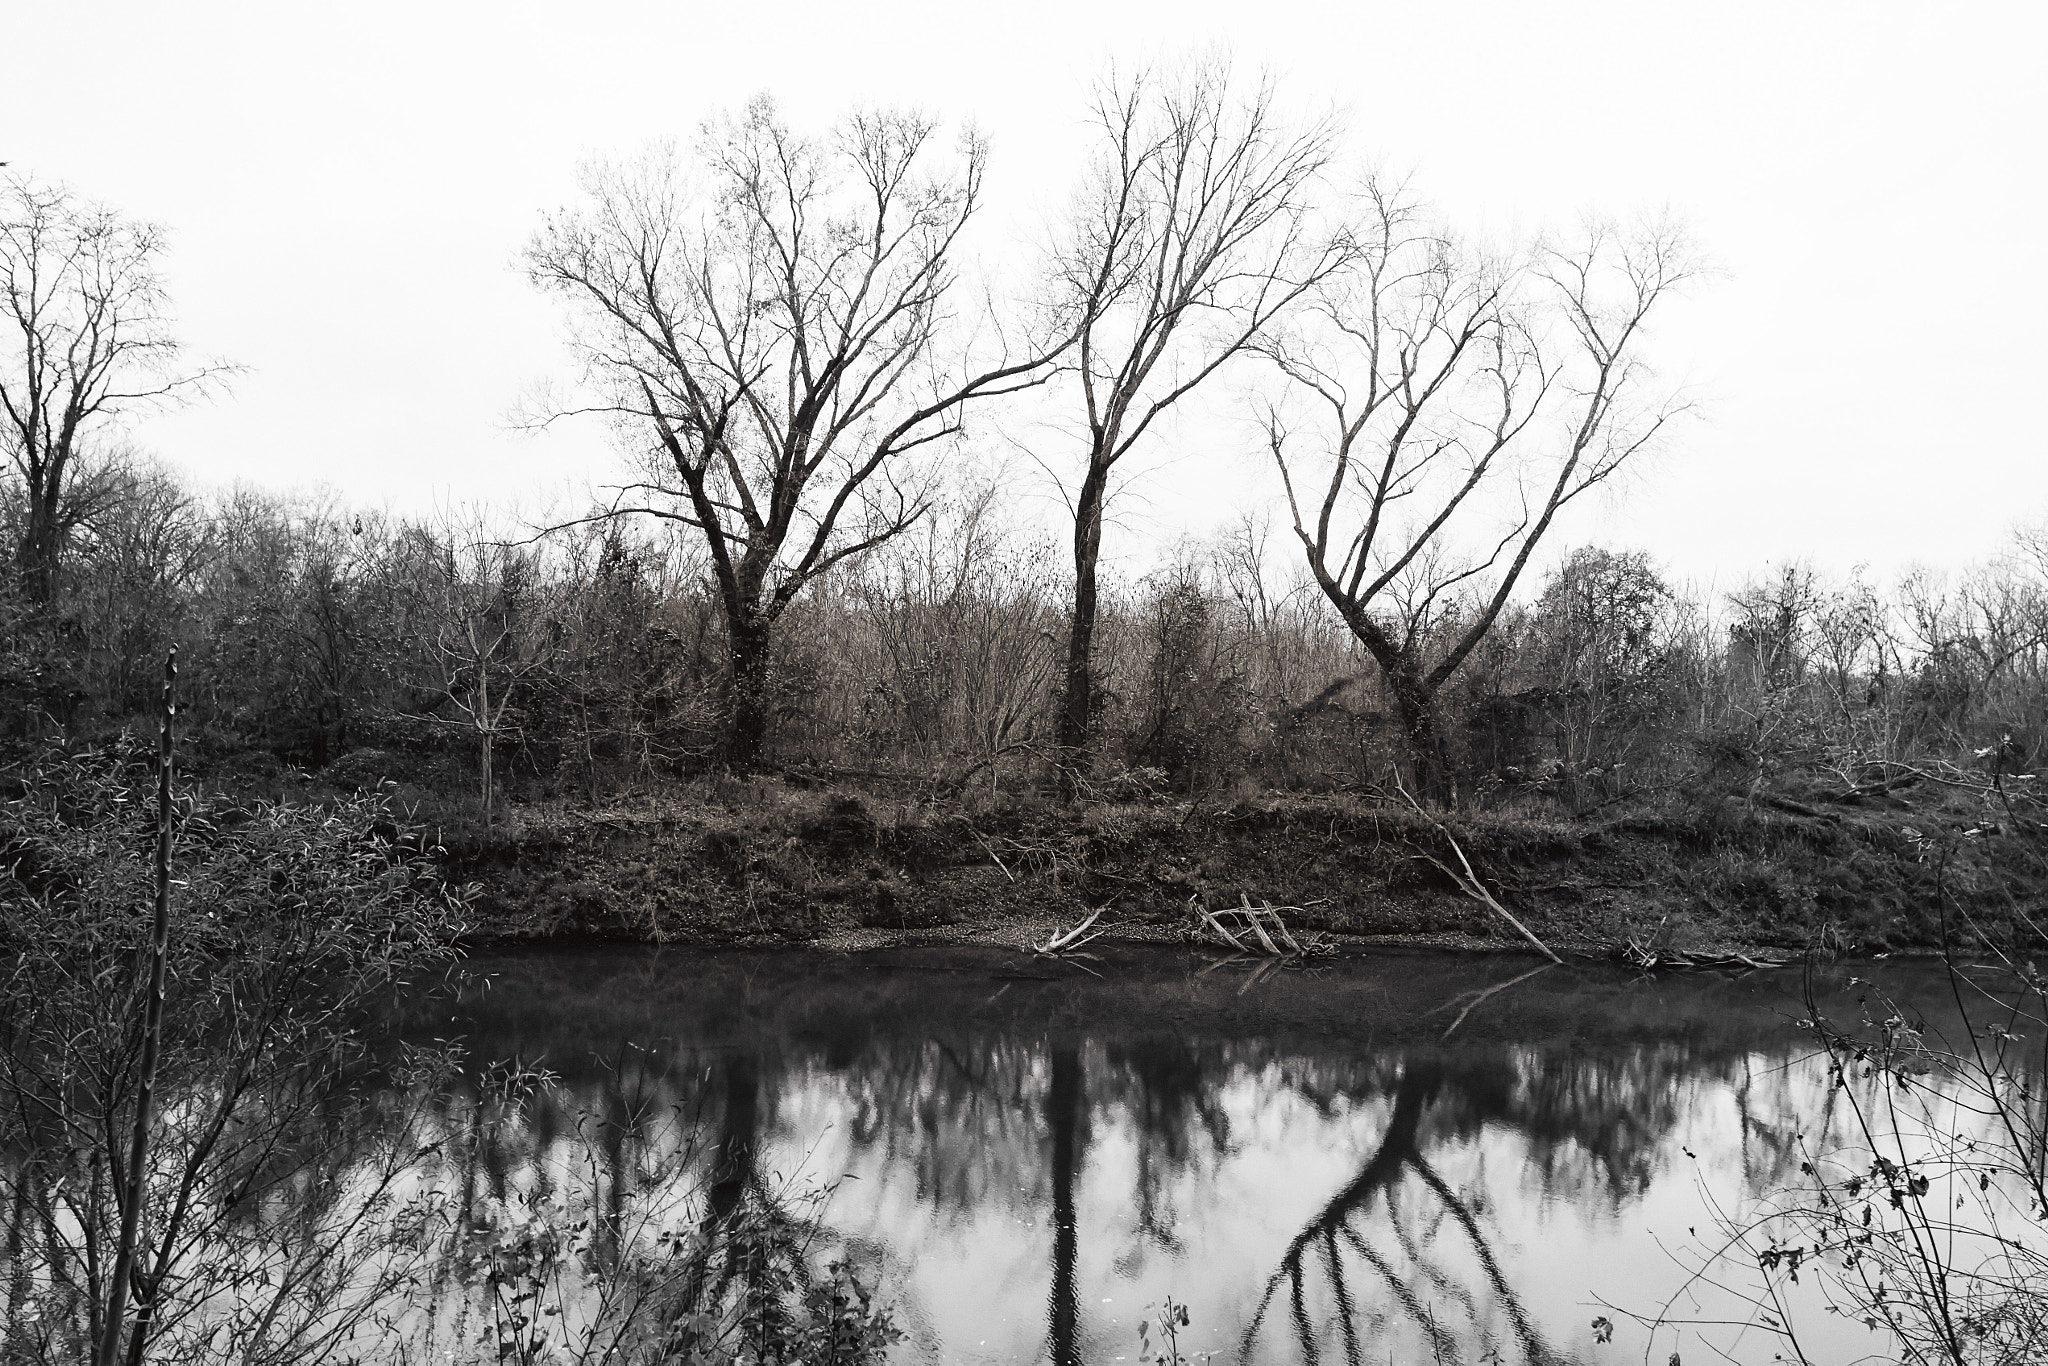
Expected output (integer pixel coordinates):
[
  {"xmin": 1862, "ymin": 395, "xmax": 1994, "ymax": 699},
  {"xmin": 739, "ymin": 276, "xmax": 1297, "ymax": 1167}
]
[
  {"xmin": 1265, "ymin": 184, "xmax": 1693, "ymax": 802},
  {"xmin": 0, "ymin": 175, "xmax": 225, "ymax": 603},
  {"xmin": 528, "ymin": 100, "xmax": 1066, "ymax": 764},
  {"xmin": 1044, "ymin": 62, "xmax": 1348, "ymax": 775}
]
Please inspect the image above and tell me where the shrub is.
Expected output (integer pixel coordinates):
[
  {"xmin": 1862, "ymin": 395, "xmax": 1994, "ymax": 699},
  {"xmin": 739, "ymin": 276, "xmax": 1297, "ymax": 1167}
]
[{"xmin": 0, "ymin": 738, "xmax": 471, "ymax": 1364}]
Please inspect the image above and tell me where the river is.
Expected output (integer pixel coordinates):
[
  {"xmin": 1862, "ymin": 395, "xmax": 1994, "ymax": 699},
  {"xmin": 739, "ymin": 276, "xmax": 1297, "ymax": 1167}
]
[{"xmin": 375, "ymin": 945, "xmax": 2006, "ymax": 1365}]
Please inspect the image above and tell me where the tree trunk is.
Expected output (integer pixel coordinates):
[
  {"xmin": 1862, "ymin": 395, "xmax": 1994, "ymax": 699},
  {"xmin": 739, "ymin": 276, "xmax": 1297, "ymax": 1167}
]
[
  {"xmin": 478, "ymin": 733, "xmax": 494, "ymax": 820},
  {"xmin": 725, "ymin": 612, "xmax": 773, "ymax": 767},
  {"xmin": 476, "ymin": 665, "xmax": 494, "ymax": 820},
  {"xmin": 1055, "ymin": 466, "xmax": 1109, "ymax": 785},
  {"xmin": 15, "ymin": 492, "xmax": 62, "ymax": 605},
  {"xmin": 1388, "ymin": 667, "xmax": 1451, "ymax": 807},
  {"xmin": 120, "ymin": 1284, "xmax": 158, "ymax": 1366}
]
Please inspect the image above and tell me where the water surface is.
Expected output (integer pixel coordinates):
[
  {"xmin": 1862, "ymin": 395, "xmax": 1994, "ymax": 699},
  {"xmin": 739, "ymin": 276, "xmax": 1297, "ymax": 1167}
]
[{"xmin": 396, "ymin": 946, "xmax": 1977, "ymax": 1365}]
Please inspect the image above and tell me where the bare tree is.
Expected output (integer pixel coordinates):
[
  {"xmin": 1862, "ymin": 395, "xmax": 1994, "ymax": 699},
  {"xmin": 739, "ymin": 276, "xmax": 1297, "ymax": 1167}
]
[
  {"xmin": 1044, "ymin": 62, "xmax": 1347, "ymax": 774},
  {"xmin": 419, "ymin": 535, "xmax": 555, "ymax": 822},
  {"xmin": 528, "ymin": 99, "xmax": 1065, "ymax": 764},
  {"xmin": 1265, "ymin": 184, "xmax": 1693, "ymax": 801},
  {"xmin": 0, "ymin": 176, "xmax": 224, "ymax": 603}
]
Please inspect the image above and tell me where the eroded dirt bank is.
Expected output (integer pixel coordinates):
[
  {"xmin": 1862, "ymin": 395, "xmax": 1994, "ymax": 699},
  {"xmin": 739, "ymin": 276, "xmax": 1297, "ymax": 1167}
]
[{"xmin": 439, "ymin": 784, "xmax": 2037, "ymax": 956}]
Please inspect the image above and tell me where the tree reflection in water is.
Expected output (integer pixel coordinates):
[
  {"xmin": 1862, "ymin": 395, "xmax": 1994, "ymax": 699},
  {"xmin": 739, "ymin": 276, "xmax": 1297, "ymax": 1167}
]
[
  {"xmin": 840, "ymin": 1036, "xmax": 1049, "ymax": 1217},
  {"xmin": 1245, "ymin": 1061, "xmax": 1554, "ymax": 1364},
  {"xmin": 382, "ymin": 947, "xmax": 1983, "ymax": 1364},
  {"xmin": 1103, "ymin": 1037, "xmax": 1235, "ymax": 1257},
  {"xmin": 1047, "ymin": 1043, "xmax": 1083, "ymax": 1366}
]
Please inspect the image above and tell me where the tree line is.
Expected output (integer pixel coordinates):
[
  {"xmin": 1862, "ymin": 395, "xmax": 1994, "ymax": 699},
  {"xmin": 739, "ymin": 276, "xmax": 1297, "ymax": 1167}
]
[
  {"xmin": 5, "ymin": 63, "xmax": 2041, "ymax": 810},
  {"xmin": 4, "ymin": 453, "xmax": 2044, "ymax": 814}
]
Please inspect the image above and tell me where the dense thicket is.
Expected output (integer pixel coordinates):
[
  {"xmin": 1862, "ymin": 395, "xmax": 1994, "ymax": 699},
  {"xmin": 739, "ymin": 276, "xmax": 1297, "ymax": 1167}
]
[{"xmin": 4, "ymin": 463, "xmax": 2043, "ymax": 817}]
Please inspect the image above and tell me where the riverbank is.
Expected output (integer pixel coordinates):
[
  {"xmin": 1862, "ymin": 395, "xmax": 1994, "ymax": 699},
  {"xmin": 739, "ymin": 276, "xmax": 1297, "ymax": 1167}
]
[{"xmin": 436, "ymin": 773, "xmax": 2041, "ymax": 956}]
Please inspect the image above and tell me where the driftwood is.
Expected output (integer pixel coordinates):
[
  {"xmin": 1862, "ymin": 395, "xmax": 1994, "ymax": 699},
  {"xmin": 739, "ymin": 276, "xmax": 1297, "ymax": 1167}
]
[
  {"xmin": 1394, "ymin": 779, "xmax": 1564, "ymax": 965},
  {"xmin": 1191, "ymin": 893, "xmax": 1310, "ymax": 956},
  {"xmin": 1617, "ymin": 942, "xmax": 1791, "ymax": 972},
  {"xmin": 1031, "ymin": 905, "xmax": 1106, "ymax": 957},
  {"xmin": 1617, "ymin": 920, "xmax": 1788, "ymax": 971}
]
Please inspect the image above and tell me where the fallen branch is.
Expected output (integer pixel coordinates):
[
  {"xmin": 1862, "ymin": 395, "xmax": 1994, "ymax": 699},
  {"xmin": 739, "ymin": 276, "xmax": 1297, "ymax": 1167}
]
[
  {"xmin": 1756, "ymin": 794, "xmax": 1840, "ymax": 823},
  {"xmin": 1394, "ymin": 777, "xmax": 1563, "ymax": 965},
  {"xmin": 1815, "ymin": 772, "xmax": 1925, "ymax": 804},
  {"xmin": 972, "ymin": 829, "xmax": 1016, "ymax": 882},
  {"xmin": 1242, "ymin": 892, "xmax": 1304, "ymax": 953},
  {"xmin": 1617, "ymin": 942, "xmax": 1790, "ymax": 972},
  {"xmin": 1032, "ymin": 905, "xmax": 1106, "ymax": 956},
  {"xmin": 1862, "ymin": 757, "xmax": 2017, "ymax": 796},
  {"xmin": 1242, "ymin": 893, "xmax": 1281, "ymax": 954},
  {"xmin": 1196, "ymin": 898, "xmax": 1249, "ymax": 953}
]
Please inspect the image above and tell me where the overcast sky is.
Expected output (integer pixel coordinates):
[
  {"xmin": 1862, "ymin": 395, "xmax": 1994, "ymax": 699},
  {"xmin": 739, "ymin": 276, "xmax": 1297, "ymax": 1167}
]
[{"xmin": 7, "ymin": 1, "xmax": 2043, "ymax": 589}]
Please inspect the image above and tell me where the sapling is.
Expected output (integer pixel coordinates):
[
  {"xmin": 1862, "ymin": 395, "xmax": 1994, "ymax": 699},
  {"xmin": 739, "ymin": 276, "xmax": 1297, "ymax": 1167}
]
[{"xmin": 94, "ymin": 647, "xmax": 175, "ymax": 1366}]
